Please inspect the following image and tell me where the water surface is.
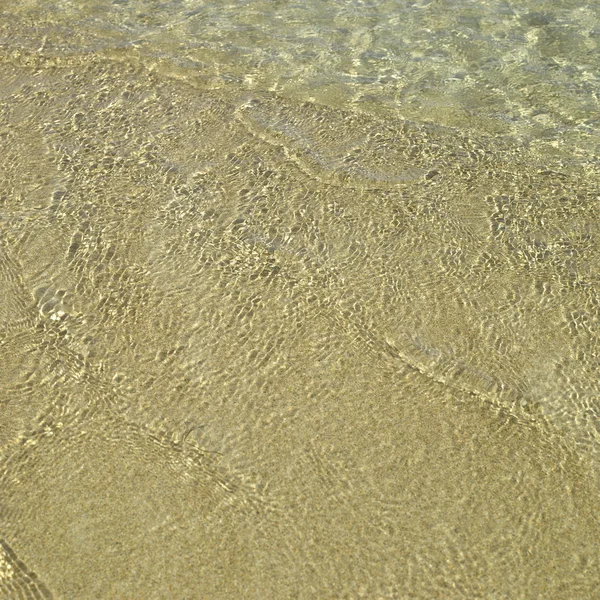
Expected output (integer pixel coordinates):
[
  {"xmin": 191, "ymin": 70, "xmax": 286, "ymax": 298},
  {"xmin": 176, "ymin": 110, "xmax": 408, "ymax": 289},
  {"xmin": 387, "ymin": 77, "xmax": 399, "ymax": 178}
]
[{"xmin": 1, "ymin": 1, "xmax": 599, "ymax": 598}]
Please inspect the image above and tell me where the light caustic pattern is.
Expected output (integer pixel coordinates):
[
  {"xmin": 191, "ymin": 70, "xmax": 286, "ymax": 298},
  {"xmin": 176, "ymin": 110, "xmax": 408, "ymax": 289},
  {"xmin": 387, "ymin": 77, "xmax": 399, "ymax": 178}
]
[{"xmin": 0, "ymin": 38, "xmax": 600, "ymax": 600}]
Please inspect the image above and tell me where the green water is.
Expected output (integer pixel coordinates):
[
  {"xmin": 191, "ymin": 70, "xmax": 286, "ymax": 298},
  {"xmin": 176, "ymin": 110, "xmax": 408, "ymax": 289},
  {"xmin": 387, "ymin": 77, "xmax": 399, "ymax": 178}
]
[{"xmin": 0, "ymin": 1, "xmax": 599, "ymax": 598}]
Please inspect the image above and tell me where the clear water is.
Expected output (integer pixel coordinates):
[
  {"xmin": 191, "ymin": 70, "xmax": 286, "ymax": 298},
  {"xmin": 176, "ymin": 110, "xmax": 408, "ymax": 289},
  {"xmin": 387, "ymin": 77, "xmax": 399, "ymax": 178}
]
[{"xmin": 1, "ymin": 1, "xmax": 599, "ymax": 598}]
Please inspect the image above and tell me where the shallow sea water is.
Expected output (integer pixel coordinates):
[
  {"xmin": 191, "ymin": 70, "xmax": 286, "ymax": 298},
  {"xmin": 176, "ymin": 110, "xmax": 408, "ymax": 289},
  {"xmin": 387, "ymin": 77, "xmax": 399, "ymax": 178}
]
[{"xmin": 1, "ymin": 0, "xmax": 600, "ymax": 598}]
